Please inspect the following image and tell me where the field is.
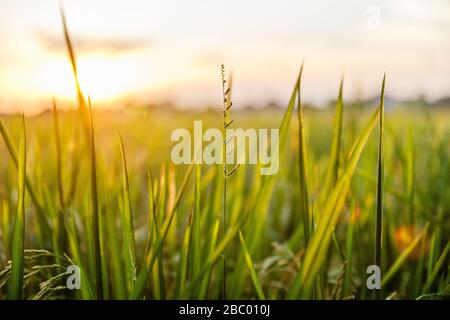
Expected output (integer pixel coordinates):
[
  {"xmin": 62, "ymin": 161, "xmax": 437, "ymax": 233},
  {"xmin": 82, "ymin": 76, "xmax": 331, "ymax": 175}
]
[
  {"xmin": 0, "ymin": 85, "xmax": 449, "ymax": 299},
  {"xmin": 0, "ymin": 5, "xmax": 449, "ymax": 301}
]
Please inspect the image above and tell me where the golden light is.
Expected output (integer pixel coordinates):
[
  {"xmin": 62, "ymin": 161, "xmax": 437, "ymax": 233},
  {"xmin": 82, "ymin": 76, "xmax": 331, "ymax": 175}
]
[{"xmin": 34, "ymin": 53, "xmax": 142, "ymax": 103}]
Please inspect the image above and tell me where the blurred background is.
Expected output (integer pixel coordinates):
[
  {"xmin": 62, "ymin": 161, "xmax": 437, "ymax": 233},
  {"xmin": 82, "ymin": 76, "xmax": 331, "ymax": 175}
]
[{"xmin": 0, "ymin": 0, "xmax": 449, "ymax": 114}]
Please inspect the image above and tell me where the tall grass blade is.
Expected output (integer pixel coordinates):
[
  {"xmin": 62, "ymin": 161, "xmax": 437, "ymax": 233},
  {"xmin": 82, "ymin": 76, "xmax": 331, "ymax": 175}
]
[
  {"xmin": 182, "ymin": 225, "xmax": 239, "ymax": 298},
  {"xmin": 374, "ymin": 74, "xmax": 385, "ymax": 299},
  {"xmin": 59, "ymin": 4, "xmax": 89, "ymax": 134},
  {"xmin": 342, "ymin": 205, "xmax": 356, "ymax": 298},
  {"xmin": 119, "ymin": 134, "xmax": 137, "ymax": 292},
  {"xmin": 176, "ymin": 211, "xmax": 193, "ymax": 298},
  {"xmin": 288, "ymin": 94, "xmax": 382, "ymax": 299},
  {"xmin": 238, "ymin": 230, "xmax": 265, "ymax": 300},
  {"xmin": 52, "ymin": 98, "xmax": 65, "ymax": 209},
  {"xmin": 191, "ymin": 164, "xmax": 202, "ymax": 280},
  {"xmin": 130, "ymin": 164, "xmax": 194, "ymax": 299},
  {"xmin": 88, "ymin": 100, "xmax": 103, "ymax": 299},
  {"xmin": 102, "ymin": 175, "xmax": 126, "ymax": 299},
  {"xmin": 52, "ymin": 99, "xmax": 67, "ymax": 264},
  {"xmin": 423, "ymin": 240, "xmax": 450, "ymax": 293},
  {"xmin": 381, "ymin": 224, "xmax": 428, "ymax": 287},
  {"xmin": 229, "ymin": 65, "xmax": 302, "ymax": 298},
  {"xmin": 197, "ymin": 219, "xmax": 220, "ymax": 299},
  {"xmin": 291, "ymin": 64, "xmax": 311, "ymax": 248},
  {"xmin": 65, "ymin": 210, "xmax": 95, "ymax": 299},
  {"xmin": 0, "ymin": 120, "xmax": 51, "ymax": 236},
  {"xmin": 7, "ymin": 115, "xmax": 26, "ymax": 300},
  {"xmin": 324, "ymin": 77, "xmax": 344, "ymax": 194}
]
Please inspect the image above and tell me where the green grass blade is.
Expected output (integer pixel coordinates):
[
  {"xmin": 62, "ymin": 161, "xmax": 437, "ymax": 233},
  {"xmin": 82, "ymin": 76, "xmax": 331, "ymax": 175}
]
[
  {"xmin": 229, "ymin": 66, "xmax": 302, "ymax": 298},
  {"xmin": 52, "ymin": 99, "xmax": 67, "ymax": 265},
  {"xmin": 1, "ymin": 200, "xmax": 10, "ymax": 260},
  {"xmin": 324, "ymin": 77, "xmax": 344, "ymax": 193},
  {"xmin": 181, "ymin": 225, "xmax": 239, "ymax": 298},
  {"xmin": 119, "ymin": 133, "xmax": 137, "ymax": 292},
  {"xmin": 59, "ymin": 4, "xmax": 89, "ymax": 134},
  {"xmin": 64, "ymin": 210, "xmax": 95, "ymax": 299},
  {"xmin": 197, "ymin": 219, "xmax": 220, "ymax": 299},
  {"xmin": 142, "ymin": 166, "xmax": 156, "ymax": 265},
  {"xmin": 88, "ymin": 101, "xmax": 103, "ymax": 299},
  {"xmin": 7, "ymin": 115, "xmax": 26, "ymax": 300},
  {"xmin": 342, "ymin": 207, "xmax": 356, "ymax": 298},
  {"xmin": 238, "ymin": 230, "xmax": 265, "ymax": 300},
  {"xmin": 382, "ymin": 224, "xmax": 428, "ymax": 287},
  {"xmin": 130, "ymin": 163, "xmax": 194, "ymax": 299},
  {"xmin": 102, "ymin": 174, "xmax": 126, "ymax": 299},
  {"xmin": 374, "ymin": 74, "xmax": 385, "ymax": 299},
  {"xmin": 52, "ymin": 99, "xmax": 65, "ymax": 209},
  {"xmin": 153, "ymin": 168, "xmax": 167, "ymax": 299},
  {"xmin": 0, "ymin": 120, "xmax": 51, "ymax": 236},
  {"xmin": 191, "ymin": 164, "xmax": 202, "ymax": 279},
  {"xmin": 289, "ymin": 63, "xmax": 310, "ymax": 248},
  {"xmin": 423, "ymin": 240, "xmax": 450, "ymax": 293},
  {"xmin": 288, "ymin": 95, "xmax": 381, "ymax": 299},
  {"xmin": 277, "ymin": 65, "xmax": 303, "ymax": 155},
  {"xmin": 176, "ymin": 211, "xmax": 193, "ymax": 298}
]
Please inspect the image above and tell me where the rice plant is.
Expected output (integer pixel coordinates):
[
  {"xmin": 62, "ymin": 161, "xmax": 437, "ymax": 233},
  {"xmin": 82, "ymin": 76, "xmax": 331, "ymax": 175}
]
[{"xmin": 0, "ymin": 5, "xmax": 449, "ymax": 302}]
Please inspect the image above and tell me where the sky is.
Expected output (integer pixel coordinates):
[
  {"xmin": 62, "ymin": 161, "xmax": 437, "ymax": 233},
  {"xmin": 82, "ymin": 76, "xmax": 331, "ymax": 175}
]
[{"xmin": 0, "ymin": 0, "xmax": 449, "ymax": 113}]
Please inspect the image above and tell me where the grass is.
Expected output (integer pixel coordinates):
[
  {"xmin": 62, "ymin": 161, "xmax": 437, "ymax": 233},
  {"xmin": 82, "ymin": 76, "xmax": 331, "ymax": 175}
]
[
  {"xmin": 88, "ymin": 99, "xmax": 103, "ymax": 299},
  {"xmin": 0, "ymin": 10, "xmax": 449, "ymax": 301},
  {"xmin": 288, "ymin": 91, "xmax": 382, "ymax": 299},
  {"xmin": 0, "ymin": 98, "xmax": 449, "ymax": 301},
  {"xmin": 289, "ymin": 62, "xmax": 310, "ymax": 248},
  {"xmin": 239, "ymin": 229, "xmax": 265, "ymax": 300},
  {"xmin": 119, "ymin": 133, "xmax": 137, "ymax": 293},
  {"xmin": 7, "ymin": 115, "xmax": 26, "ymax": 300},
  {"xmin": 374, "ymin": 74, "xmax": 385, "ymax": 299}
]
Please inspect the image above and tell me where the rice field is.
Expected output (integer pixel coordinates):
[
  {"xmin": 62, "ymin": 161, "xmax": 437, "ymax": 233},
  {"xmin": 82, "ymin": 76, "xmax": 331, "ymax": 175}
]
[{"xmin": 0, "ymin": 9, "xmax": 449, "ymax": 301}]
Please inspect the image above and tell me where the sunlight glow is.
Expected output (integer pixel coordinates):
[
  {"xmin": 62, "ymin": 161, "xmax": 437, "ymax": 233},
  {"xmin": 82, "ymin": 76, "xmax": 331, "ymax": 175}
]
[
  {"xmin": 35, "ymin": 54, "xmax": 142, "ymax": 102},
  {"xmin": 0, "ymin": 0, "xmax": 449, "ymax": 112}
]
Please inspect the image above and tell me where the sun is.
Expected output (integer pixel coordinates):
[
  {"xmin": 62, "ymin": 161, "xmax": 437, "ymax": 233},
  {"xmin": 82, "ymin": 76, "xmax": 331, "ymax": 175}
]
[{"xmin": 35, "ymin": 53, "xmax": 141, "ymax": 103}]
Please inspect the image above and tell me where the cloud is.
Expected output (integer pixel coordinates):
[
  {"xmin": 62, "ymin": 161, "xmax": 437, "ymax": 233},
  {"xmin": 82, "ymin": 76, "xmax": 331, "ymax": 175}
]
[
  {"xmin": 34, "ymin": 30, "xmax": 154, "ymax": 54},
  {"xmin": 192, "ymin": 50, "xmax": 228, "ymax": 67},
  {"xmin": 390, "ymin": 0, "xmax": 450, "ymax": 26}
]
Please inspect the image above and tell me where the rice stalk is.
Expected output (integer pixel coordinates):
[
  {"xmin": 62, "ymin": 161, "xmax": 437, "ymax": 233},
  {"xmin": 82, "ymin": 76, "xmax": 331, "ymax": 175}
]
[
  {"xmin": 0, "ymin": 120, "xmax": 51, "ymax": 236},
  {"xmin": 238, "ymin": 230, "xmax": 265, "ymax": 300},
  {"xmin": 88, "ymin": 99, "xmax": 103, "ymax": 299},
  {"xmin": 59, "ymin": 3, "xmax": 89, "ymax": 135},
  {"xmin": 130, "ymin": 163, "xmax": 194, "ymax": 299},
  {"xmin": 119, "ymin": 134, "xmax": 137, "ymax": 292},
  {"xmin": 229, "ymin": 65, "xmax": 302, "ymax": 299},
  {"xmin": 191, "ymin": 164, "xmax": 202, "ymax": 280},
  {"xmin": 374, "ymin": 74, "xmax": 385, "ymax": 299},
  {"xmin": 176, "ymin": 210, "xmax": 192, "ymax": 298},
  {"xmin": 52, "ymin": 99, "xmax": 67, "ymax": 265},
  {"xmin": 289, "ymin": 62, "xmax": 310, "ymax": 248},
  {"xmin": 221, "ymin": 65, "xmax": 239, "ymax": 299},
  {"xmin": 52, "ymin": 99, "xmax": 65, "ymax": 210},
  {"xmin": 324, "ymin": 77, "xmax": 344, "ymax": 195},
  {"xmin": 7, "ymin": 115, "xmax": 26, "ymax": 300},
  {"xmin": 341, "ymin": 204, "xmax": 356, "ymax": 298},
  {"xmin": 288, "ymin": 89, "xmax": 382, "ymax": 299}
]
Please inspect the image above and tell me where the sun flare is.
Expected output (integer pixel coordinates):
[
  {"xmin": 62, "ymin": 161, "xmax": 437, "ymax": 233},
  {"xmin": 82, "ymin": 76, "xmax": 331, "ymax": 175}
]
[{"xmin": 35, "ymin": 53, "xmax": 141, "ymax": 103}]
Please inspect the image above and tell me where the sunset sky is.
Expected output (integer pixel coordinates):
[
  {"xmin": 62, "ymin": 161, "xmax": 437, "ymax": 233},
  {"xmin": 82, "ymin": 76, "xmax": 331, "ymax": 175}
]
[{"xmin": 0, "ymin": 0, "xmax": 449, "ymax": 113}]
